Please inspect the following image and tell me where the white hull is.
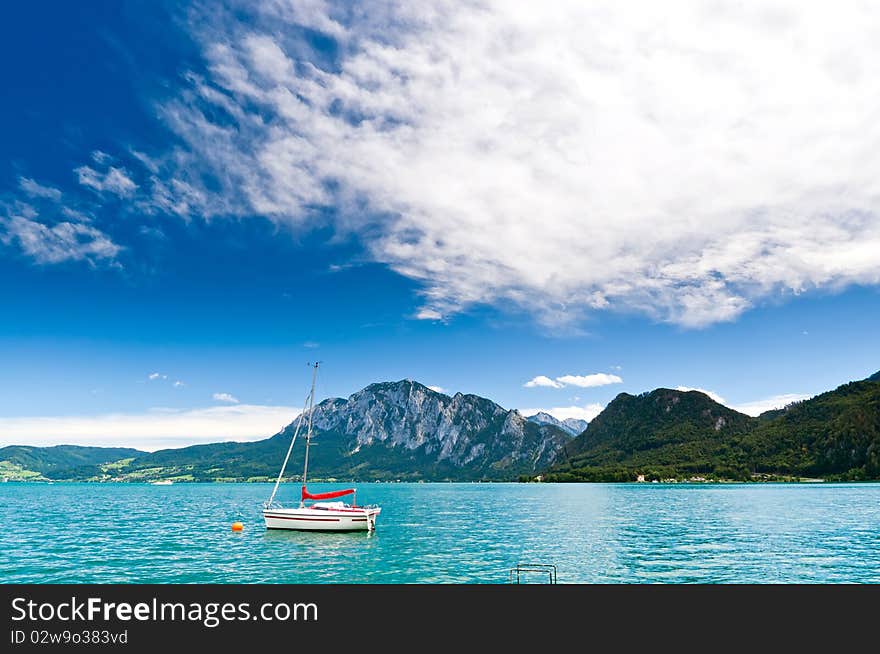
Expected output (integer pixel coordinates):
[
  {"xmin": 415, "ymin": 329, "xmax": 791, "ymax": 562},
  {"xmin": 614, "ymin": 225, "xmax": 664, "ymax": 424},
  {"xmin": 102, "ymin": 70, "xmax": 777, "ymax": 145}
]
[{"xmin": 263, "ymin": 506, "xmax": 381, "ymax": 531}]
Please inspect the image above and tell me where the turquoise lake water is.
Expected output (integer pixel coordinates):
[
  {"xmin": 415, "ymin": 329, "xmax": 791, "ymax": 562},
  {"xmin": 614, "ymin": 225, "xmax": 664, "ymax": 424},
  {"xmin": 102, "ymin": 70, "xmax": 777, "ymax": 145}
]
[{"xmin": 2, "ymin": 482, "xmax": 878, "ymax": 583}]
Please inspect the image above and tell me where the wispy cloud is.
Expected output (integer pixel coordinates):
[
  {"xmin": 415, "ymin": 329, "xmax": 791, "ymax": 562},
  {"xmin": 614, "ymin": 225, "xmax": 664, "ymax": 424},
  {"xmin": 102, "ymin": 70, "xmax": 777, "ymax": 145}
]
[
  {"xmin": 525, "ymin": 373, "xmax": 622, "ymax": 389},
  {"xmin": 91, "ymin": 150, "xmax": 112, "ymax": 165},
  {"xmin": 519, "ymin": 404, "xmax": 605, "ymax": 423},
  {"xmin": 212, "ymin": 392, "xmax": 239, "ymax": 404},
  {"xmin": 75, "ymin": 165, "xmax": 138, "ymax": 198},
  {"xmin": 415, "ymin": 309, "xmax": 442, "ymax": 320},
  {"xmin": 60, "ymin": 207, "xmax": 92, "ymax": 223},
  {"xmin": 0, "ymin": 404, "xmax": 301, "ymax": 451},
  {"xmin": 172, "ymin": 380, "xmax": 186, "ymax": 388},
  {"xmin": 135, "ymin": 1, "xmax": 880, "ymax": 329},
  {"xmin": 1, "ymin": 175, "xmax": 121, "ymax": 266},
  {"xmin": 730, "ymin": 393, "xmax": 811, "ymax": 417},
  {"xmin": 130, "ymin": 150, "xmax": 160, "ymax": 173},
  {"xmin": 18, "ymin": 177, "xmax": 62, "ymax": 201},
  {"xmin": 427, "ymin": 385, "xmax": 445, "ymax": 393},
  {"xmin": 0, "ymin": 213, "xmax": 121, "ymax": 265},
  {"xmin": 148, "ymin": 372, "xmax": 167, "ymax": 381}
]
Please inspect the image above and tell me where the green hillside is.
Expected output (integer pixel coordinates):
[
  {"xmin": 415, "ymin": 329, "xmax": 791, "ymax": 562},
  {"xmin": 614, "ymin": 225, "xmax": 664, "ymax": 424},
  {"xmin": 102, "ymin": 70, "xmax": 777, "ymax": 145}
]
[
  {"xmin": 545, "ymin": 372, "xmax": 880, "ymax": 482},
  {"xmin": 0, "ymin": 445, "xmax": 145, "ymax": 481},
  {"xmin": 739, "ymin": 378, "xmax": 880, "ymax": 479}
]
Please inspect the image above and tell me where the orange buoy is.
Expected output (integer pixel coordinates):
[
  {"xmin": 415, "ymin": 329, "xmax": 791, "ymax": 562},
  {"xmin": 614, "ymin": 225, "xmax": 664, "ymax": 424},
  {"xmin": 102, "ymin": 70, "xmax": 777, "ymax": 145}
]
[{"xmin": 231, "ymin": 521, "xmax": 244, "ymax": 532}]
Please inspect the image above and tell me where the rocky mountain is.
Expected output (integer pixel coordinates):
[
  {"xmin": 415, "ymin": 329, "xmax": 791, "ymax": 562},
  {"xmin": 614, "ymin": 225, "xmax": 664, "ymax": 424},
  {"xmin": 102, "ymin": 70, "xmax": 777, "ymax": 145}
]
[
  {"xmin": 526, "ymin": 412, "xmax": 588, "ymax": 436},
  {"xmin": 75, "ymin": 380, "xmax": 573, "ymax": 482},
  {"xmin": 546, "ymin": 371, "xmax": 880, "ymax": 482},
  {"xmin": 291, "ymin": 380, "xmax": 574, "ymax": 479},
  {"xmin": 564, "ymin": 418, "xmax": 589, "ymax": 435}
]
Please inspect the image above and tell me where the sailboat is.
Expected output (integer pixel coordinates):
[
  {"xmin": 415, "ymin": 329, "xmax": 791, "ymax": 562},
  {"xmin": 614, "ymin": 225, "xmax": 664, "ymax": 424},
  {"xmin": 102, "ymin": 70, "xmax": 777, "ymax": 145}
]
[{"xmin": 262, "ymin": 362, "xmax": 381, "ymax": 532}]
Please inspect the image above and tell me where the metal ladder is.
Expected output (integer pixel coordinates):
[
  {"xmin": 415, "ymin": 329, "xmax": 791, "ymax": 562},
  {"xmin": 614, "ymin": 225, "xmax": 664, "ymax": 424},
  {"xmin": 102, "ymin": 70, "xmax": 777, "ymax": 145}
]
[{"xmin": 508, "ymin": 563, "xmax": 557, "ymax": 584}]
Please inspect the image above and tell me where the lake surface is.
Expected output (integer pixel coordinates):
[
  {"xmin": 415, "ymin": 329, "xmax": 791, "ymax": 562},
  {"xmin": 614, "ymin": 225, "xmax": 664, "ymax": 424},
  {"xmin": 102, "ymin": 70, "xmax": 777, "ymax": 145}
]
[{"xmin": 2, "ymin": 482, "xmax": 878, "ymax": 583}]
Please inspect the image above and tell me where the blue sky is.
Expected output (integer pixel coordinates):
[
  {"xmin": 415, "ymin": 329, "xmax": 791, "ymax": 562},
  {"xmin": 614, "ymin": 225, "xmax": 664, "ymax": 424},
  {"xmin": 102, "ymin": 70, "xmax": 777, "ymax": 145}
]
[{"xmin": 2, "ymin": 1, "xmax": 879, "ymax": 450}]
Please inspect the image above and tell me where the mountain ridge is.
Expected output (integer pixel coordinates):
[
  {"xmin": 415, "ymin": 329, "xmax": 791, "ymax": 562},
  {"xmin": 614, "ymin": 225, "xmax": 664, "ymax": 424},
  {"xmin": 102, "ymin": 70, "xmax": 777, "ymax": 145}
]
[
  {"xmin": 4, "ymin": 370, "xmax": 879, "ymax": 482},
  {"xmin": 10, "ymin": 380, "xmax": 571, "ymax": 482},
  {"xmin": 547, "ymin": 371, "xmax": 880, "ymax": 481}
]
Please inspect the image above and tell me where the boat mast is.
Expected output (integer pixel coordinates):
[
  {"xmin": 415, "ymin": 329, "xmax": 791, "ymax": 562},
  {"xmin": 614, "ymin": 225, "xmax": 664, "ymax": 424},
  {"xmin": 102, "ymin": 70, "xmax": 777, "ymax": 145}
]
[
  {"xmin": 265, "ymin": 387, "xmax": 310, "ymax": 507},
  {"xmin": 265, "ymin": 362, "xmax": 319, "ymax": 508},
  {"xmin": 300, "ymin": 361, "xmax": 320, "ymax": 506}
]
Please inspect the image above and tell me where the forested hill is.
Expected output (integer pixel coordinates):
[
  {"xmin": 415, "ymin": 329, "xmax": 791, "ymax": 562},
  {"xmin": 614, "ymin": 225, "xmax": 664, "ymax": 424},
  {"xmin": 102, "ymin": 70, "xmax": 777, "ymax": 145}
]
[
  {"xmin": 0, "ymin": 445, "xmax": 144, "ymax": 480},
  {"xmin": 545, "ymin": 371, "xmax": 880, "ymax": 482}
]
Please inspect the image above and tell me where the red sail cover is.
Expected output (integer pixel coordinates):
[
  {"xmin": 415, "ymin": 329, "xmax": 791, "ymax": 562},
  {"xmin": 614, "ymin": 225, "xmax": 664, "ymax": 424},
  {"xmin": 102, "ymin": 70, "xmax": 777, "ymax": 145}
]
[{"xmin": 301, "ymin": 485, "xmax": 355, "ymax": 501}]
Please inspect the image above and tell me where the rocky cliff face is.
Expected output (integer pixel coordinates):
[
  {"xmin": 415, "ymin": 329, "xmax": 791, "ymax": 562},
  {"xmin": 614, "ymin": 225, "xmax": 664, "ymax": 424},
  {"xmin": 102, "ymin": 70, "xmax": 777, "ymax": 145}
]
[{"xmin": 288, "ymin": 380, "xmax": 572, "ymax": 479}]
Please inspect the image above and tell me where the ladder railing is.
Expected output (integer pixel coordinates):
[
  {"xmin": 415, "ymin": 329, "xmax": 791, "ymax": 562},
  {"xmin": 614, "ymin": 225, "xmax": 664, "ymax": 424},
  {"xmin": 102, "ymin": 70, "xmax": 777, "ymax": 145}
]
[{"xmin": 508, "ymin": 563, "xmax": 557, "ymax": 584}]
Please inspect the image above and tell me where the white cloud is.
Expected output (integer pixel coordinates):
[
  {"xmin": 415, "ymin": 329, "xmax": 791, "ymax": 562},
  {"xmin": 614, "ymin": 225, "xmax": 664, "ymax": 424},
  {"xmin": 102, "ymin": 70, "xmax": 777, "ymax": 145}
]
[
  {"xmin": 148, "ymin": 372, "xmax": 167, "ymax": 381},
  {"xmin": 2, "ymin": 183, "xmax": 120, "ymax": 266},
  {"xmin": 427, "ymin": 385, "xmax": 445, "ymax": 393},
  {"xmin": 676, "ymin": 386, "xmax": 727, "ymax": 404},
  {"xmin": 731, "ymin": 393, "xmax": 811, "ymax": 417},
  {"xmin": 172, "ymin": 380, "xmax": 186, "ymax": 388},
  {"xmin": 415, "ymin": 309, "xmax": 442, "ymax": 320},
  {"xmin": 91, "ymin": 150, "xmax": 113, "ymax": 165},
  {"xmin": 212, "ymin": 392, "xmax": 240, "ymax": 403},
  {"xmin": 131, "ymin": 150, "xmax": 159, "ymax": 173},
  {"xmin": 525, "ymin": 373, "xmax": 622, "ymax": 388},
  {"xmin": 519, "ymin": 404, "xmax": 605, "ymax": 423},
  {"xmin": 75, "ymin": 165, "xmax": 138, "ymax": 197},
  {"xmin": 0, "ymin": 213, "xmax": 121, "ymax": 264},
  {"xmin": 673, "ymin": 388, "xmax": 811, "ymax": 415},
  {"xmin": 149, "ymin": 1, "xmax": 880, "ymax": 328},
  {"xmin": 60, "ymin": 207, "xmax": 92, "ymax": 223},
  {"xmin": 524, "ymin": 375, "xmax": 564, "ymax": 389},
  {"xmin": 556, "ymin": 373, "xmax": 623, "ymax": 388},
  {"xmin": 141, "ymin": 176, "xmax": 208, "ymax": 218},
  {"xmin": 0, "ymin": 404, "xmax": 301, "ymax": 452},
  {"xmin": 18, "ymin": 177, "xmax": 62, "ymax": 201}
]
